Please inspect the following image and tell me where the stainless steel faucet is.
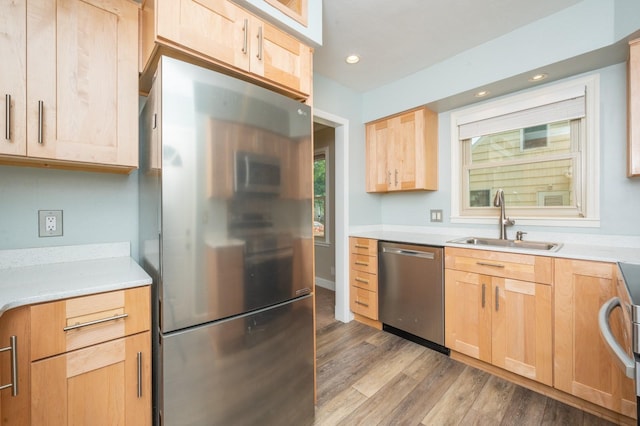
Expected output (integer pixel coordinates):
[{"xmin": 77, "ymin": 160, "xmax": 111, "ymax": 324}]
[{"xmin": 493, "ymin": 189, "xmax": 515, "ymax": 240}]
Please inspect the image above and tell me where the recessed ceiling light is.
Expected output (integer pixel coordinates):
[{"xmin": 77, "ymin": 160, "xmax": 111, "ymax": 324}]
[
  {"xmin": 345, "ymin": 54, "xmax": 360, "ymax": 64},
  {"xmin": 529, "ymin": 73, "xmax": 548, "ymax": 82},
  {"xmin": 474, "ymin": 90, "xmax": 490, "ymax": 98}
]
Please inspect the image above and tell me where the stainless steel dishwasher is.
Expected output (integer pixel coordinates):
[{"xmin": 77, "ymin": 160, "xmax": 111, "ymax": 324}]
[{"xmin": 379, "ymin": 241, "xmax": 447, "ymax": 353}]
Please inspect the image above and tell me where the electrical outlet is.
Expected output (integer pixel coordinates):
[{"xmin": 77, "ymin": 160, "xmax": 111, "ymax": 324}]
[
  {"xmin": 39, "ymin": 210, "xmax": 63, "ymax": 237},
  {"xmin": 430, "ymin": 209, "xmax": 443, "ymax": 223}
]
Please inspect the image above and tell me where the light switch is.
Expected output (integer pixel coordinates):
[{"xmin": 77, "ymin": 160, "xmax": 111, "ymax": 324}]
[{"xmin": 430, "ymin": 209, "xmax": 443, "ymax": 223}]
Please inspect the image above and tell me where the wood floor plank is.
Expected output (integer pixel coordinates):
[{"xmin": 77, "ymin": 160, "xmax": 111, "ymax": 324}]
[
  {"xmin": 421, "ymin": 366, "xmax": 491, "ymax": 426},
  {"xmin": 499, "ymin": 386, "xmax": 548, "ymax": 426},
  {"xmin": 339, "ymin": 372, "xmax": 419, "ymax": 425},
  {"xmin": 313, "ymin": 385, "xmax": 368, "ymax": 426},
  {"xmin": 462, "ymin": 375, "xmax": 517, "ymax": 424},
  {"xmin": 352, "ymin": 338, "xmax": 426, "ymax": 397},
  {"xmin": 378, "ymin": 355, "xmax": 466, "ymax": 426}
]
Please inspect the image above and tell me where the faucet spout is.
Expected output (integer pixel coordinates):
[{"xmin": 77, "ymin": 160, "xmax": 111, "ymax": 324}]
[{"xmin": 494, "ymin": 189, "xmax": 514, "ymax": 239}]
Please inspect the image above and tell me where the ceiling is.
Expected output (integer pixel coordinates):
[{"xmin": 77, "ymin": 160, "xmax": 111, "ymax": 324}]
[{"xmin": 314, "ymin": 0, "xmax": 583, "ymax": 93}]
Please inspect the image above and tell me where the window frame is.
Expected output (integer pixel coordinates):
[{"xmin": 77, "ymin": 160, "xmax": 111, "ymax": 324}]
[
  {"xmin": 313, "ymin": 146, "xmax": 331, "ymax": 245},
  {"xmin": 450, "ymin": 74, "xmax": 600, "ymax": 228}
]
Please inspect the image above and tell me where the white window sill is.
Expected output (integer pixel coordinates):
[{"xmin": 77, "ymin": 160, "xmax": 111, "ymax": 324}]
[{"xmin": 450, "ymin": 216, "xmax": 600, "ymax": 228}]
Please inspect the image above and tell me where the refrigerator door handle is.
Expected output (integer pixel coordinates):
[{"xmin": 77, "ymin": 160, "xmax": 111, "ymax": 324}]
[{"xmin": 296, "ymin": 288, "xmax": 312, "ymax": 296}]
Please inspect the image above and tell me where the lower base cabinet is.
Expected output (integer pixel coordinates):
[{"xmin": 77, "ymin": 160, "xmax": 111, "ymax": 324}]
[
  {"xmin": 0, "ymin": 307, "xmax": 30, "ymax": 425},
  {"xmin": 554, "ymin": 258, "xmax": 636, "ymax": 419},
  {"xmin": 31, "ymin": 331, "xmax": 150, "ymax": 425}
]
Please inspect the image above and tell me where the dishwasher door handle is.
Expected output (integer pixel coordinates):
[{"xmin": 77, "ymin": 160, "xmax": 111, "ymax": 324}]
[{"xmin": 381, "ymin": 247, "xmax": 435, "ymax": 259}]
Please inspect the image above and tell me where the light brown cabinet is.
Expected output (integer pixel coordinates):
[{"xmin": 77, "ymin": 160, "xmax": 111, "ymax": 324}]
[
  {"xmin": 554, "ymin": 258, "xmax": 636, "ymax": 418},
  {"xmin": 140, "ymin": 0, "xmax": 312, "ymax": 99},
  {"xmin": 349, "ymin": 237, "xmax": 380, "ymax": 326},
  {"xmin": 0, "ymin": 307, "xmax": 31, "ymax": 425},
  {"xmin": 628, "ymin": 38, "xmax": 640, "ymax": 177},
  {"xmin": 0, "ymin": 0, "xmax": 139, "ymax": 173},
  {"xmin": 365, "ymin": 106, "xmax": 438, "ymax": 193},
  {"xmin": 445, "ymin": 248, "xmax": 553, "ymax": 386},
  {"xmin": 30, "ymin": 287, "xmax": 151, "ymax": 425},
  {"xmin": 264, "ymin": 0, "xmax": 308, "ymax": 27}
]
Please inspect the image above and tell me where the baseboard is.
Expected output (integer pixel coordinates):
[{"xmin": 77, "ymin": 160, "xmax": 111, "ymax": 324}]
[{"xmin": 315, "ymin": 277, "xmax": 335, "ymax": 291}]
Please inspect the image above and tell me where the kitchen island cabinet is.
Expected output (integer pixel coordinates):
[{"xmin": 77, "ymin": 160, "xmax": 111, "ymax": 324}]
[
  {"xmin": 0, "ymin": 307, "xmax": 30, "ymax": 426},
  {"xmin": 554, "ymin": 258, "xmax": 636, "ymax": 419},
  {"xmin": 0, "ymin": 0, "xmax": 139, "ymax": 173},
  {"xmin": 445, "ymin": 247, "xmax": 553, "ymax": 386},
  {"xmin": 139, "ymin": 0, "xmax": 312, "ymax": 100},
  {"xmin": 365, "ymin": 106, "xmax": 438, "ymax": 193}
]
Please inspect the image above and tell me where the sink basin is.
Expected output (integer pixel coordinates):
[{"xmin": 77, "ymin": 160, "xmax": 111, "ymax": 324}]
[{"xmin": 448, "ymin": 237, "xmax": 562, "ymax": 252}]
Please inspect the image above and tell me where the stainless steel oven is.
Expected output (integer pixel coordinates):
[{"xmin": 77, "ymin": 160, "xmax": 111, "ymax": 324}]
[{"xmin": 599, "ymin": 262, "xmax": 640, "ymax": 423}]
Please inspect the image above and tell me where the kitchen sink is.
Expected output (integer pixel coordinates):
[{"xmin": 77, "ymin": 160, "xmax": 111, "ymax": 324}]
[{"xmin": 448, "ymin": 236, "xmax": 562, "ymax": 252}]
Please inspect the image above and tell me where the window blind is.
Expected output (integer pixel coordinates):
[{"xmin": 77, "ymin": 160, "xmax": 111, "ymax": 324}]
[{"xmin": 459, "ymin": 95, "xmax": 585, "ymax": 140}]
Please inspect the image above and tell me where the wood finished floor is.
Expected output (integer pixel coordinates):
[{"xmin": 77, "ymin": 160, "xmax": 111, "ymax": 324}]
[{"xmin": 313, "ymin": 286, "xmax": 616, "ymax": 426}]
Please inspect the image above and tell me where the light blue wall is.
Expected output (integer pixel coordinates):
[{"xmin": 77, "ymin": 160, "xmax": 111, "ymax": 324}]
[
  {"xmin": 313, "ymin": 0, "xmax": 640, "ymax": 236},
  {"xmin": 0, "ymin": 166, "xmax": 139, "ymax": 257},
  {"xmin": 379, "ymin": 63, "xmax": 640, "ymax": 236},
  {"xmin": 313, "ymin": 74, "xmax": 381, "ymax": 226}
]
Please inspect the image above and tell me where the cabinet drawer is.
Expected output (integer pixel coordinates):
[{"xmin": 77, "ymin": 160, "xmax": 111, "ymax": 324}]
[
  {"xmin": 350, "ymin": 286, "xmax": 378, "ymax": 320},
  {"xmin": 350, "ymin": 270, "xmax": 378, "ymax": 292},
  {"xmin": 30, "ymin": 286, "xmax": 150, "ymax": 361},
  {"xmin": 351, "ymin": 254, "xmax": 378, "ymax": 274},
  {"xmin": 444, "ymin": 247, "xmax": 552, "ymax": 285},
  {"xmin": 350, "ymin": 237, "xmax": 377, "ymax": 256}
]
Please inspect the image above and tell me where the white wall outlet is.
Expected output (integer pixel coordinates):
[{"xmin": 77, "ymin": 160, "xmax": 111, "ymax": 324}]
[{"xmin": 38, "ymin": 210, "xmax": 63, "ymax": 237}]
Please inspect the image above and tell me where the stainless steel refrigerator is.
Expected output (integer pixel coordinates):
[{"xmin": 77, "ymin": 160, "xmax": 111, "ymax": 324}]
[{"xmin": 139, "ymin": 56, "xmax": 314, "ymax": 425}]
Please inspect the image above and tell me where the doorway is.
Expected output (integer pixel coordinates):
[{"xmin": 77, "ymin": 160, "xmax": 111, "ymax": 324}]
[{"xmin": 313, "ymin": 109, "xmax": 350, "ymax": 323}]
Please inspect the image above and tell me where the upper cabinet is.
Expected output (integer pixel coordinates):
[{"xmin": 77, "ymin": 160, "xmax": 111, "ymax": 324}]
[
  {"xmin": 264, "ymin": 0, "xmax": 307, "ymax": 26},
  {"xmin": 628, "ymin": 38, "xmax": 640, "ymax": 177},
  {"xmin": 0, "ymin": 0, "xmax": 139, "ymax": 173},
  {"xmin": 365, "ymin": 106, "xmax": 438, "ymax": 192},
  {"xmin": 140, "ymin": 0, "xmax": 312, "ymax": 100}
]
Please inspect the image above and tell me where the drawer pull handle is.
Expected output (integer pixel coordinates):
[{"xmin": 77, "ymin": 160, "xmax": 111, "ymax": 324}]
[
  {"xmin": 476, "ymin": 261, "xmax": 505, "ymax": 268},
  {"xmin": 37, "ymin": 100, "xmax": 43, "ymax": 144},
  {"xmin": 355, "ymin": 261, "xmax": 369, "ymax": 266},
  {"xmin": 0, "ymin": 336, "xmax": 18, "ymax": 396},
  {"xmin": 241, "ymin": 19, "xmax": 248, "ymax": 54},
  {"xmin": 355, "ymin": 301, "xmax": 369, "ymax": 308},
  {"xmin": 354, "ymin": 244, "xmax": 369, "ymax": 249},
  {"xmin": 5, "ymin": 94, "xmax": 10, "ymax": 140},
  {"xmin": 137, "ymin": 351, "xmax": 143, "ymax": 398},
  {"xmin": 355, "ymin": 277, "xmax": 369, "ymax": 284},
  {"xmin": 63, "ymin": 313, "xmax": 129, "ymax": 332}
]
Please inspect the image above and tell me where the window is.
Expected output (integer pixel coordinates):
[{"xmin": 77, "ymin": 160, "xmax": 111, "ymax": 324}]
[
  {"xmin": 314, "ymin": 148, "xmax": 329, "ymax": 242},
  {"xmin": 451, "ymin": 75, "xmax": 600, "ymax": 227}
]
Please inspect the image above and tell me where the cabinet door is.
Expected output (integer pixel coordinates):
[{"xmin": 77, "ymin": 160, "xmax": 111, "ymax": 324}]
[
  {"xmin": 0, "ymin": 307, "xmax": 30, "ymax": 425},
  {"xmin": 31, "ymin": 332, "xmax": 151, "ymax": 425},
  {"xmin": 389, "ymin": 112, "xmax": 418, "ymax": 191},
  {"xmin": 26, "ymin": 0, "xmax": 138, "ymax": 168},
  {"xmin": 555, "ymin": 259, "xmax": 636, "ymax": 418},
  {"xmin": 0, "ymin": 0, "xmax": 27, "ymax": 156},
  {"xmin": 157, "ymin": 0, "xmax": 251, "ymax": 71},
  {"xmin": 365, "ymin": 120, "xmax": 390, "ymax": 192},
  {"xmin": 250, "ymin": 18, "xmax": 312, "ymax": 96},
  {"xmin": 491, "ymin": 278, "xmax": 552, "ymax": 386},
  {"xmin": 444, "ymin": 269, "xmax": 491, "ymax": 363}
]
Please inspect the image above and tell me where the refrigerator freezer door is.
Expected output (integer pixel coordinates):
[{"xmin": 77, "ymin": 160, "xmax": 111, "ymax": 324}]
[
  {"xmin": 158, "ymin": 57, "xmax": 312, "ymax": 333},
  {"xmin": 160, "ymin": 295, "xmax": 314, "ymax": 425}
]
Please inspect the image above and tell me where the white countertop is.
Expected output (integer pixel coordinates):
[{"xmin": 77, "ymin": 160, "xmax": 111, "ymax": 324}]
[
  {"xmin": 350, "ymin": 229, "xmax": 640, "ymax": 265},
  {"xmin": 0, "ymin": 243, "xmax": 152, "ymax": 317}
]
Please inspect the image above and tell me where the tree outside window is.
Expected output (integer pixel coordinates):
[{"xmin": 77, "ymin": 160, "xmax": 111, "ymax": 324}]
[{"xmin": 314, "ymin": 152, "xmax": 326, "ymax": 241}]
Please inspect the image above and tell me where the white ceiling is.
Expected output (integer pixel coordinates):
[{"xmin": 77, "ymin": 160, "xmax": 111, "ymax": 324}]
[{"xmin": 314, "ymin": 0, "xmax": 583, "ymax": 93}]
